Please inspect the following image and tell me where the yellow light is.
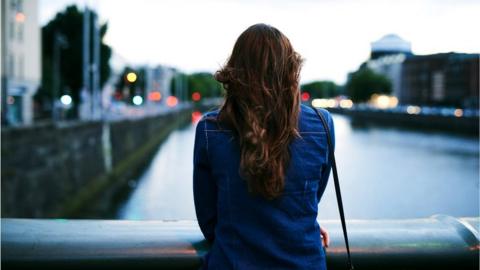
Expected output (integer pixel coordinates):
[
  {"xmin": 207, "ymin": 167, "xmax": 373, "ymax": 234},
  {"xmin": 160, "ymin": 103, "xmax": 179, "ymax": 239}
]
[
  {"xmin": 454, "ymin": 109, "xmax": 463, "ymax": 117},
  {"xmin": 371, "ymin": 95, "xmax": 399, "ymax": 109},
  {"xmin": 126, "ymin": 72, "xmax": 137, "ymax": 83},
  {"xmin": 389, "ymin": 97, "xmax": 399, "ymax": 107},
  {"xmin": 406, "ymin": 105, "xmax": 421, "ymax": 115},
  {"xmin": 327, "ymin": 99, "xmax": 337, "ymax": 108},
  {"xmin": 312, "ymin": 99, "xmax": 329, "ymax": 108},
  {"xmin": 339, "ymin": 99, "xmax": 353, "ymax": 109},
  {"xmin": 376, "ymin": 95, "xmax": 390, "ymax": 109},
  {"xmin": 312, "ymin": 98, "xmax": 339, "ymax": 108}
]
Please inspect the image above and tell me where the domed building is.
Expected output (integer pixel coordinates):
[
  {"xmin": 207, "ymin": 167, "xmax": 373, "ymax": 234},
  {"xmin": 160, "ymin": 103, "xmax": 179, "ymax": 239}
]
[
  {"xmin": 363, "ymin": 34, "xmax": 478, "ymax": 108},
  {"xmin": 370, "ymin": 34, "xmax": 412, "ymax": 60},
  {"xmin": 367, "ymin": 34, "xmax": 412, "ymax": 100}
]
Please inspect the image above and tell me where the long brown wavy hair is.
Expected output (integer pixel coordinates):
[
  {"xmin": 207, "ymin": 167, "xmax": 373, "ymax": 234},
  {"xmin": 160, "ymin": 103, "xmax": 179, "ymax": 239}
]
[{"xmin": 214, "ymin": 23, "xmax": 303, "ymax": 200}]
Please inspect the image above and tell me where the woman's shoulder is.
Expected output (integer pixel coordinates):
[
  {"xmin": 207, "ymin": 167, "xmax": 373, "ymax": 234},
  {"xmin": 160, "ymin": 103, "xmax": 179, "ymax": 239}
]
[
  {"xmin": 299, "ymin": 104, "xmax": 332, "ymax": 133},
  {"xmin": 202, "ymin": 109, "xmax": 220, "ymax": 119},
  {"xmin": 197, "ymin": 109, "xmax": 224, "ymax": 131}
]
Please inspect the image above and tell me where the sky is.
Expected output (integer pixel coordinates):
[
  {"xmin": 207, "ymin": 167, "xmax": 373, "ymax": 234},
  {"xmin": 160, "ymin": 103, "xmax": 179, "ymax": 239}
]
[{"xmin": 40, "ymin": 0, "xmax": 480, "ymax": 84}]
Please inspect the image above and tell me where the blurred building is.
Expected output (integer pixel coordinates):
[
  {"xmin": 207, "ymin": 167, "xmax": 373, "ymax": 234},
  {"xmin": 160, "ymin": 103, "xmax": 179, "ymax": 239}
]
[
  {"xmin": 401, "ymin": 53, "xmax": 479, "ymax": 108},
  {"xmin": 366, "ymin": 34, "xmax": 479, "ymax": 108},
  {"xmin": 145, "ymin": 65, "xmax": 176, "ymax": 105},
  {"xmin": 1, "ymin": 0, "xmax": 41, "ymax": 125},
  {"xmin": 368, "ymin": 34, "xmax": 412, "ymax": 100}
]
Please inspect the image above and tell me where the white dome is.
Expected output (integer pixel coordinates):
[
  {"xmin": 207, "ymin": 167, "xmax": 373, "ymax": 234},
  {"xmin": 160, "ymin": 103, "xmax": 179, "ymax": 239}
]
[{"xmin": 371, "ymin": 34, "xmax": 411, "ymax": 53}]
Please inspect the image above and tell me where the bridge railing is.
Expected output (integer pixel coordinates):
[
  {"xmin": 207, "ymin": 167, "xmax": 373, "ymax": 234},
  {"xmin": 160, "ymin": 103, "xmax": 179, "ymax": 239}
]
[{"xmin": 1, "ymin": 215, "xmax": 478, "ymax": 270}]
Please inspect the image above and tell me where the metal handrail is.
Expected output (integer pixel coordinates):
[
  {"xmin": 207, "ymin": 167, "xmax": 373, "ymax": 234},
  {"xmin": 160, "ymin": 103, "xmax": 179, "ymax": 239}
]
[{"xmin": 2, "ymin": 215, "xmax": 479, "ymax": 269}]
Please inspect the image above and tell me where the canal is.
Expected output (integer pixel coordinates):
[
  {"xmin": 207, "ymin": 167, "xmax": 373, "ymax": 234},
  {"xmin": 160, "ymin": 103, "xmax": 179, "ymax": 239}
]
[{"xmin": 116, "ymin": 114, "xmax": 479, "ymax": 220}]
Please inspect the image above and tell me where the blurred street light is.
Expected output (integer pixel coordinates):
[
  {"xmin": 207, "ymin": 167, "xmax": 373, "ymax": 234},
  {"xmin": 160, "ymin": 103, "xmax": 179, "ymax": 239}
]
[
  {"xmin": 339, "ymin": 99, "xmax": 354, "ymax": 109},
  {"xmin": 166, "ymin": 96, "xmax": 178, "ymax": 107},
  {"xmin": 312, "ymin": 98, "xmax": 337, "ymax": 108},
  {"xmin": 454, "ymin": 109, "xmax": 463, "ymax": 117},
  {"xmin": 192, "ymin": 91, "xmax": 201, "ymax": 102},
  {"xmin": 52, "ymin": 32, "xmax": 69, "ymax": 121},
  {"xmin": 192, "ymin": 111, "xmax": 202, "ymax": 122},
  {"xmin": 132, "ymin": 95, "xmax": 143, "ymax": 106},
  {"xmin": 15, "ymin": 12, "xmax": 25, "ymax": 23},
  {"xmin": 406, "ymin": 105, "xmax": 421, "ymax": 115},
  {"xmin": 301, "ymin": 92, "xmax": 310, "ymax": 102},
  {"xmin": 370, "ymin": 94, "xmax": 398, "ymax": 109},
  {"xmin": 148, "ymin": 91, "xmax": 161, "ymax": 102},
  {"xmin": 126, "ymin": 72, "xmax": 137, "ymax": 83},
  {"xmin": 60, "ymin": 95, "xmax": 72, "ymax": 106}
]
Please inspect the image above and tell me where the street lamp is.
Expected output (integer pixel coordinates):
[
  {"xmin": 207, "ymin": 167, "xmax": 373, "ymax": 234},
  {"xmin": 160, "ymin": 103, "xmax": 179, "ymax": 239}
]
[
  {"xmin": 132, "ymin": 95, "xmax": 143, "ymax": 106},
  {"xmin": 60, "ymin": 95, "xmax": 72, "ymax": 106},
  {"xmin": 126, "ymin": 72, "xmax": 137, "ymax": 83},
  {"xmin": 52, "ymin": 31, "xmax": 69, "ymax": 121}
]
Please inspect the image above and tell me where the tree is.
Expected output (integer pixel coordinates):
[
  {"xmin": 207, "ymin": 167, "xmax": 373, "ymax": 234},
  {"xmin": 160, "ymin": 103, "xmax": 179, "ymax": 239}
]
[
  {"xmin": 35, "ymin": 5, "xmax": 112, "ymax": 118},
  {"xmin": 346, "ymin": 67, "xmax": 392, "ymax": 102},
  {"xmin": 187, "ymin": 72, "xmax": 223, "ymax": 100},
  {"xmin": 169, "ymin": 72, "xmax": 223, "ymax": 101},
  {"xmin": 301, "ymin": 81, "xmax": 340, "ymax": 98},
  {"xmin": 169, "ymin": 72, "xmax": 189, "ymax": 99}
]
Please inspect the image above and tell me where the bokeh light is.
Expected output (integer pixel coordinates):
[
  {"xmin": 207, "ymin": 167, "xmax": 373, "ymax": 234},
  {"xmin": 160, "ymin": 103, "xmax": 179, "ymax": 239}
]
[
  {"xmin": 166, "ymin": 96, "xmax": 178, "ymax": 107},
  {"xmin": 126, "ymin": 72, "xmax": 137, "ymax": 83}
]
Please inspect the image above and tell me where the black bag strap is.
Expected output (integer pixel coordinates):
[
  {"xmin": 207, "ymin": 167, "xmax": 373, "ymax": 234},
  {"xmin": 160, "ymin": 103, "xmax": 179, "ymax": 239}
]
[{"xmin": 311, "ymin": 106, "xmax": 354, "ymax": 270}]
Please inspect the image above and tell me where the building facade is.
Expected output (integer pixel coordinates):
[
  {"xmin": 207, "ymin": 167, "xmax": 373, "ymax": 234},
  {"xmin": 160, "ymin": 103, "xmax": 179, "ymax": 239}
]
[
  {"xmin": 368, "ymin": 54, "xmax": 407, "ymax": 100},
  {"xmin": 401, "ymin": 53, "xmax": 479, "ymax": 108},
  {"xmin": 1, "ymin": 0, "xmax": 41, "ymax": 125},
  {"xmin": 367, "ymin": 34, "xmax": 479, "ymax": 108}
]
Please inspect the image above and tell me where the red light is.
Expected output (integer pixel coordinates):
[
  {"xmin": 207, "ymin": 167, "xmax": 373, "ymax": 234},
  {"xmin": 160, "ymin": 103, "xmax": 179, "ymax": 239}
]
[
  {"xmin": 301, "ymin": 92, "xmax": 310, "ymax": 102},
  {"xmin": 192, "ymin": 92, "xmax": 201, "ymax": 102},
  {"xmin": 148, "ymin": 91, "xmax": 162, "ymax": 101},
  {"xmin": 114, "ymin": 92, "xmax": 123, "ymax": 100},
  {"xmin": 192, "ymin": 111, "xmax": 202, "ymax": 123},
  {"xmin": 166, "ymin": 96, "xmax": 178, "ymax": 107}
]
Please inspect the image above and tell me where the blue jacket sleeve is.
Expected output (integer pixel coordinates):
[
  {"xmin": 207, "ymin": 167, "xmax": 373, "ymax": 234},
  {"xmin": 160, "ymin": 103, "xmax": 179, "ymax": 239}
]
[
  {"xmin": 317, "ymin": 110, "xmax": 335, "ymax": 201},
  {"xmin": 193, "ymin": 118, "xmax": 217, "ymax": 243}
]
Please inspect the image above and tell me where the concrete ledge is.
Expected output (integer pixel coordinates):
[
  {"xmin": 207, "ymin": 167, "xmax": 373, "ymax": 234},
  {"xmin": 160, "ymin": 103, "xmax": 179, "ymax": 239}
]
[{"xmin": 2, "ymin": 215, "xmax": 479, "ymax": 269}]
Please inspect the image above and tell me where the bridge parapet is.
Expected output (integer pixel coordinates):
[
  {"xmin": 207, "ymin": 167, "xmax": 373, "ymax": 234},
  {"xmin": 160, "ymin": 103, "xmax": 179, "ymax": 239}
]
[{"xmin": 2, "ymin": 215, "xmax": 478, "ymax": 269}]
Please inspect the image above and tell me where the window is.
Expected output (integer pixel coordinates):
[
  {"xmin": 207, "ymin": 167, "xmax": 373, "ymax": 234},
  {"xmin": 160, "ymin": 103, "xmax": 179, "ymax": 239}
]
[
  {"xmin": 10, "ymin": 0, "xmax": 17, "ymax": 10},
  {"xmin": 432, "ymin": 71, "xmax": 445, "ymax": 102},
  {"xmin": 19, "ymin": 54, "xmax": 24, "ymax": 79},
  {"xmin": 9, "ymin": 21, "xmax": 15, "ymax": 39},
  {"xmin": 17, "ymin": 22, "xmax": 23, "ymax": 41},
  {"xmin": 9, "ymin": 54, "xmax": 15, "ymax": 77},
  {"xmin": 17, "ymin": 0, "xmax": 23, "ymax": 12},
  {"xmin": 11, "ymin": 0, "xmax": 23, "ymax": 12}
]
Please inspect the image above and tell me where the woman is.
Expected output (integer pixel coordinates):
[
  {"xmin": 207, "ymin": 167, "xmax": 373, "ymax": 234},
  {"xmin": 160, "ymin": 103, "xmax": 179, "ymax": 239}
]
[{"xmin": 193, "ymin": 23, "xmax": 334, "ymax": 270}]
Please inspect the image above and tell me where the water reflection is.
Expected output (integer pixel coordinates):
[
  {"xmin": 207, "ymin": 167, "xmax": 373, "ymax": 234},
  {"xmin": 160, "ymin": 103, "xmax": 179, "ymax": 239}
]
[
  {"xmin": 117, "ymin": 115, "xmax": 479, "ymax": 220},
  {"xmin": 117, "ymin": 124, "xmax": 196, "ymax": 220}
]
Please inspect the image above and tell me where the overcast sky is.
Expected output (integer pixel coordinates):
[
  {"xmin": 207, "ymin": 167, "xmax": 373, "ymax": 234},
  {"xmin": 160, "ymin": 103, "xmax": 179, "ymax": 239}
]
[{"xmin": 40, "ymin": 0, "xmax": 480, "ymax": 84}]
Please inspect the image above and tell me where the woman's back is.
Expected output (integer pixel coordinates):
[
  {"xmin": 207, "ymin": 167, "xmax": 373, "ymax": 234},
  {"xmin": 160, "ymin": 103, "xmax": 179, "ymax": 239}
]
[{"xmin": 193, "ymin": 104, "xmax": 334, "ymax": 270}]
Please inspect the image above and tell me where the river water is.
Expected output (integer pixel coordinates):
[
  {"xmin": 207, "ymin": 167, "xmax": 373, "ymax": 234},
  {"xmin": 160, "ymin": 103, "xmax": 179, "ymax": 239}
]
[{"xmin": 116, "ymin": 114, "xmax": 479, "ymax": 220}]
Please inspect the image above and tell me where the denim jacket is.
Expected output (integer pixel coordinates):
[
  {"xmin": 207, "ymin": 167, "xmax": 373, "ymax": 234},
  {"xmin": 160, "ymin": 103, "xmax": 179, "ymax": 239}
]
[{"xmin": 193, "ymin": 104, "xmax": 334, "ymax": 270}]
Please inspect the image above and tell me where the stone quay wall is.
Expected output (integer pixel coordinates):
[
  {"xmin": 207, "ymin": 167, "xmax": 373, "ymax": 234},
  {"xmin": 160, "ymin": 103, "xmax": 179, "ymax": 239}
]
[{"xmin": 1, "ymin": 109, "xmax": 191, "ymax": 218}]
